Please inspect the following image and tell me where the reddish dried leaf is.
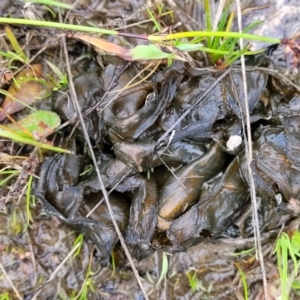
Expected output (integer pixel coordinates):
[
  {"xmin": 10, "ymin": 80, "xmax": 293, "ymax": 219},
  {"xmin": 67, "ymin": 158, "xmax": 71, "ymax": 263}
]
[
  {"xmin": 0, "ymin": 64, "xmax": 50, "ymax": 121},
  {"xmin": 73, "ymin": 33, "xmax": 130, "ymax": 60}
]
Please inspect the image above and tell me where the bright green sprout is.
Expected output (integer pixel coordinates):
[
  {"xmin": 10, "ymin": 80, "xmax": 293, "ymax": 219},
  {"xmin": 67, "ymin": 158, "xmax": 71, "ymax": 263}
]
[
  {"xmin": 274, "ymin": 231, "xmax": 300, "ymax": 300},
  {"xmin": 187, "ymin": 270, "xmax": 201, "ymax": 292},
  {"xmin": 157, "ymin": 251, "xmax": 169, "ymax": 285},
  {"xmin": 45, "ymin": 59, "xmax": 69, "ymax": 91},
  {"xmin": 0, "ymin": 170, "xmax": 20, "ymax": 187},
  {"xmin": 73, "ymin": 266, "xmax": 96, "ymax": 300},
  {"xmin": 237, "ymin": 266, "xmax": 249, "ymax": 300},
  {"xmin": 72, "ymin": 233, "xmax": 85, "ymax": 258},
  {"xmin": 111, "ymin": 250, "xmax": 116, "ymax": 277},
  {"xmin": 0, "ymin": 292, "xmax": 10, "ymax": 300},
  {"xmin": 25, "ymin": 175, "xmax": 35, "ymax": 226},
  {"xmin": 232, "ymin": 247, "xmax": 255, "ymax": 257}
]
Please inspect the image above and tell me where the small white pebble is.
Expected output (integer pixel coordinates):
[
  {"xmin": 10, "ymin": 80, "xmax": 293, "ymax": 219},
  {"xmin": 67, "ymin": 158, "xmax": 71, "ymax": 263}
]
[
  {"xmin": 275, "ymin": 194, "xmax": 282, "ymax": 206},
  {"xmin": 226, "ymin": 135, "xmax": 242, "ymax": 151}
]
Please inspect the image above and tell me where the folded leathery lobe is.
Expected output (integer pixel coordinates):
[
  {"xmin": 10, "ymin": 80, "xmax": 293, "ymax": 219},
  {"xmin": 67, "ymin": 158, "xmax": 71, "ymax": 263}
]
[
  {"xmin": 280, "ymin": 114, "xmax": 300, "ymax": 170},
  {"xmin": 157, "ymin": 142, "xmax": 228, "ymax": 224},
  {"xmin": 35, "ymin": 152, "xmax": 84, "ymax": 219},
  {"xmin": 77, "ymin": 192, "xmax": 130, "ymax": 263},
  {"xmin": 167, "ymin": 156, "xmax": 248, "ymax": 248},
  {"xmin": 103, "ymin": 62, "xmax": 185, "ymax": 140},
  {"xmin": 80, "ymin": 158, "xmax": 134, "ymax": 193},
  {"xmin": 245, "ymin": 126, "xmax": 300, "ymax": 214},
  {"xmin": 110, "ymin": 129, "xmax": 207, "ymax": 172},
  {"xmin": 159, "ymin": 69, "xmax": 267, "ymax": 139},
  {"xmin": 53, "ymin": 67, "xmax": 105, "ymax": 143},
  {"xmin": 35, "ymin": 149, "xmax": 130, "ymax": 263},
  {"xmin": 117, "ymin": 175, "xmax": 158, "ymax": 249}
]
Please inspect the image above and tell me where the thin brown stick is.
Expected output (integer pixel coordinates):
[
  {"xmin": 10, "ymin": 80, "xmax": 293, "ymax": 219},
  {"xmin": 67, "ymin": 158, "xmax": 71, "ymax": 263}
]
[
  {"xmin": 235, "ymin": 0, "xmax": 269, "ymax": 298},
  {"xmin": 157, "ymin": 155, "xmax": 187, "ymax": 191},
  {"xmin": 254, "ymin": 66, "xmax": 300, "ymax": 93},
  {"xmin": 0, "ymin": 262, "xmax": 22, "ymax": 300}
]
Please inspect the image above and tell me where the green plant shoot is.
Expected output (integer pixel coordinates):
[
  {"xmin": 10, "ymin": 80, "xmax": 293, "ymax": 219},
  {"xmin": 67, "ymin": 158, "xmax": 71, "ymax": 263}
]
[
  {"xmin": 274, "ymin": 231, "xmax": 300, "ymax": 300},
  {"xmin": 157, "ymin": 251, "xmax": 169, "ymax": 285}
]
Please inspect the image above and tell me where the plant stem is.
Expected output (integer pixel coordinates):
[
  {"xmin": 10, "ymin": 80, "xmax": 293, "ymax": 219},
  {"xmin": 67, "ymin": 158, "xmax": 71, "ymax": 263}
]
[
  {"xmin": 149, "ymin": 31, "xmax": 281, "ymax": 44},
  {"xmin": 204, "ymin": 0, "xmax": 212, "ymax": 48},
  {"xmin": 0, "ymin": 17, "xmax": 117, "ymax": 35},
  {"xmin": 0, "ymin": 17, "xmax": 281, "ymax": 45}
]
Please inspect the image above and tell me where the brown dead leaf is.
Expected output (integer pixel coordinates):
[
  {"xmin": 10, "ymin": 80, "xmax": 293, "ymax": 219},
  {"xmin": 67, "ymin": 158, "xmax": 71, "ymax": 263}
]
[
  {"xmin": 234, "ymin": 255, "xmax": 256, "ymax": 270},
  {"xmin": 73, "ymin": 33, "xmax": 129, "ymax": 59},
  {"xmin": 0, "ymin": 64, "xmax": 50, "ymax": 121}
]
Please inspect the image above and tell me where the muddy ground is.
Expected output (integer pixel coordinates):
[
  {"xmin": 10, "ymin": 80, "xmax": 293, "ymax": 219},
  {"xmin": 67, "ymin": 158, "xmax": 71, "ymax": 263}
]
[{"xmin": 1, "ymin": 0, "xmax": 300, "ymax": 299}]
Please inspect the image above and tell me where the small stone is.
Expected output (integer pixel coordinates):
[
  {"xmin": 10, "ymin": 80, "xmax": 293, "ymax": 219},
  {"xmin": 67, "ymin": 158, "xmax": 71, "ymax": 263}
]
[{"xmin": 226, "ymin": 135, "xmax": 242, "ymax": 151}]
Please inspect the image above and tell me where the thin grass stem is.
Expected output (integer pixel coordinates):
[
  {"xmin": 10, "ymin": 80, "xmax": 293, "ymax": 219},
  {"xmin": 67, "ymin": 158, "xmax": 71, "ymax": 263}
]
[
  {"xmin": 150, "ymin": 31, "xmax": 280, "ymax": 44},
  {"xmin": 0, "ymin": 17, "xmax": 281, "ymax": 45}
]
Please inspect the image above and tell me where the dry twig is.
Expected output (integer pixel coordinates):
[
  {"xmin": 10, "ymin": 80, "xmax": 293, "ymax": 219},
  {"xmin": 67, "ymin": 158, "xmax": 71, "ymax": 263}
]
[{"xmin": 235, "ymin": 0, "xmax": 269, "ymax": 298}]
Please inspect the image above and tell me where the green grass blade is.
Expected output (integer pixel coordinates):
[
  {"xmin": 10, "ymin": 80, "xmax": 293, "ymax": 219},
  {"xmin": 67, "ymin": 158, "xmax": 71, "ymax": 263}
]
[
  {"xmin": 211, "ymin": 4, "xmax": 231, "ymax": 51},
  {"xmin": 157, "ymin": 252, "xmax": 168, "ymax": 285},
  {"xmin": 217, "ymin": 4, "xmax": 231, "ymax": 31},
  {"xmin": 292, "ymin": 280, "xmax": 300, "ymax": 290},
  {"xmin": 292, "ymin": 230, "xmax": 300, "ymax": 257},
  {"xmin": 237, "ymin": 266, "xmax": 249, "ymax": 300},
  {"xmin": 22, "ymin": 0, "xmax": 74, "ymax": 9},
  {"xmin": 204, "ymin": 0, "xmax": 212, "ymax": 48},
  {"xmin": 274, "ymin": 233, "xmax": 289, "ymax": 300},
  {"xmin": 72, "ymin": 234, "xmax": 84, "ymax": 258},
  {"xmin": 0, "ymin": 50, "xmax": 27, "ymax": 64},
  {"xmin": 111, "ymin": 250, "xmax": 116, "ymax": 276},
  {"xmin": 222, "ymin": 45, "xmax": 249, "ymax": 67},
  {"xmin": 26, "ymin": 175, "xmax": 34, "ymax": 224},
  {"xmin": 0, "ymin": 17, "xmax": 281, "ymax": 46},
  {"xmin": 45, "ymin": 59, "xmax": 65, "ymax": 81},
  {"xmin": 130, "ymin": 43, "xmax": 263, "ymax": 61},
  {"xmin": 0, "ymin": 129, "xmax": 71, "ymax": 153},
  {"xmin": 232, "ymin": 247, "xmax": 255, "ymax": 256},
  {"xmin": 177, "ymin": 44, "xmax": 263, "ymax": 56},
  {"xmin": 150, "ymin": 31, "xmax": 281, "ymax": 44},
  {"xmin": 145, "ymin": 6, "xmax": 161, "ymax": 32},
  {"xmin": 243, "ymin": 20, "xmax": 263, "ymax": 34},
  {"xmin": 211, "ymin": 20, "xmax": 261, "ymax": 62},
  {"xmin": 4, "ymin": 26, "xmax": 28, "ymax": 62},
  {"xmin": 0, "ymin": 17, "xmax": 117, "ymax": 35},
  {"xmin": 0, "ymin": 171, "xmax": 20, "ymax": 187}
]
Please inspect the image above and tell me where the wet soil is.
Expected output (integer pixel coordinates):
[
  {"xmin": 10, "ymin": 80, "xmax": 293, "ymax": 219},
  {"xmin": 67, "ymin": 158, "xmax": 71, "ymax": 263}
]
[{"xmin": 2, "ymin": 1, "xmax": 300, "ymax": 299}]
